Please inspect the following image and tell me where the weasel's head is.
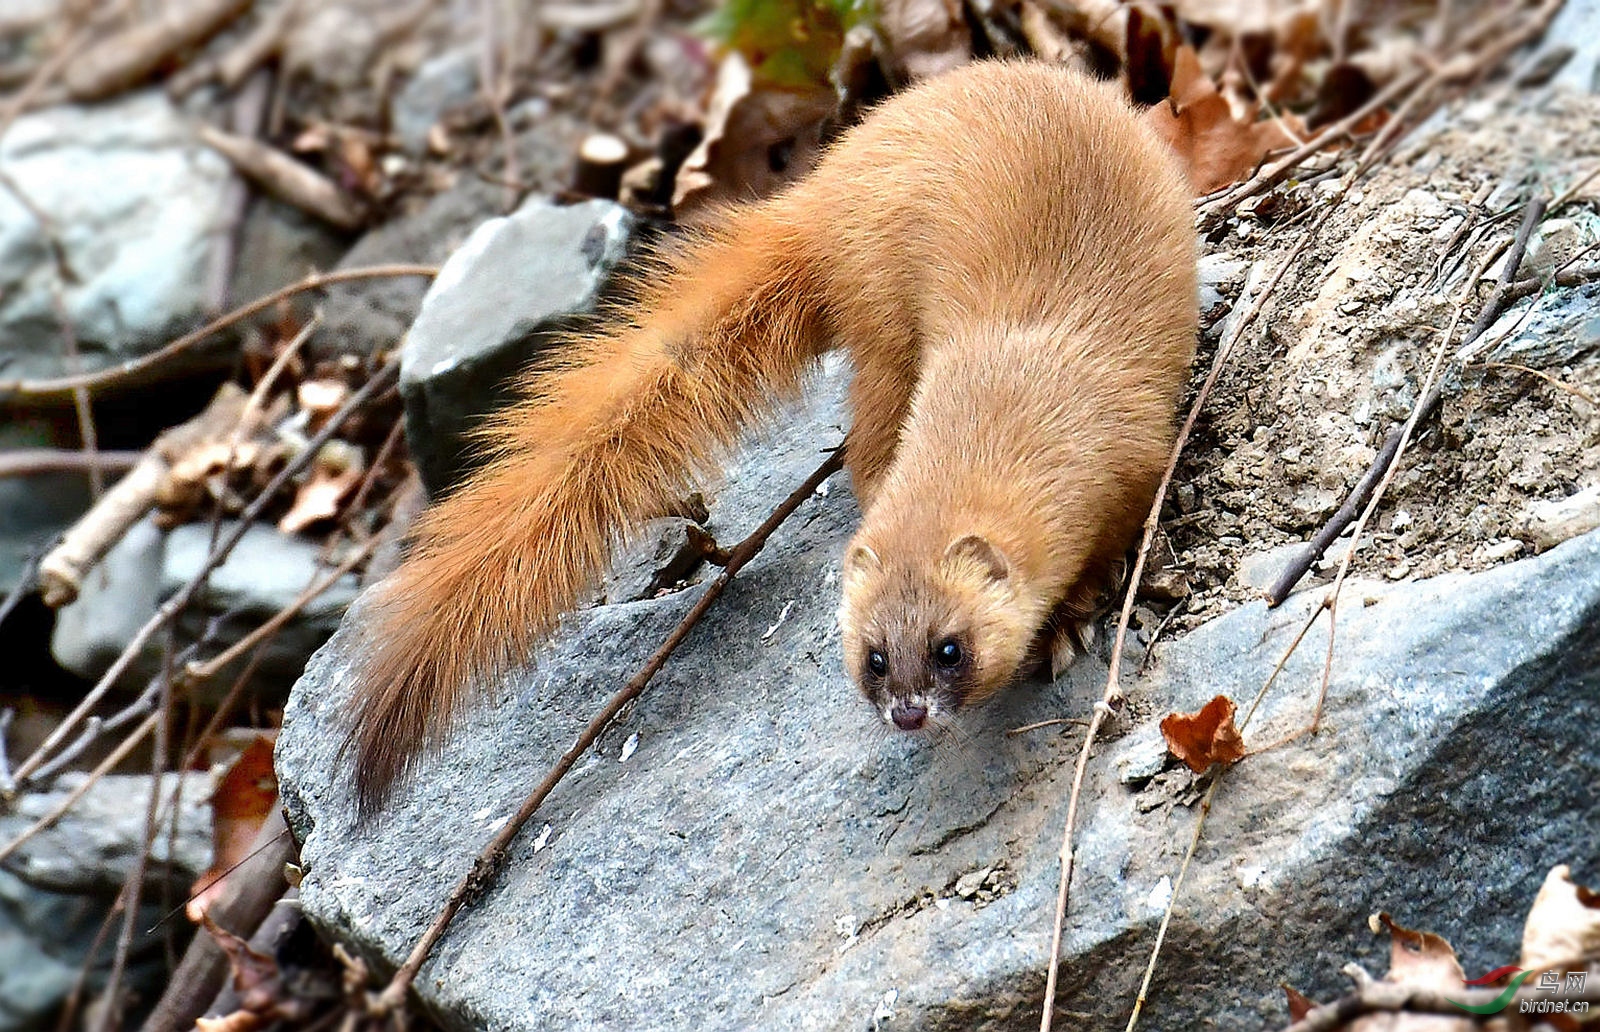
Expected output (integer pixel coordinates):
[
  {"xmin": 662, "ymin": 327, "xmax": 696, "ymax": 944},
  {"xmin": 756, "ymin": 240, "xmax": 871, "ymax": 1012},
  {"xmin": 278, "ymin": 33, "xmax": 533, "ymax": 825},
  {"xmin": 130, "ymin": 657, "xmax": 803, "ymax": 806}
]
[{"xmin": 838, "ymin": 533, "xmax": 1037, "ymax": 732}]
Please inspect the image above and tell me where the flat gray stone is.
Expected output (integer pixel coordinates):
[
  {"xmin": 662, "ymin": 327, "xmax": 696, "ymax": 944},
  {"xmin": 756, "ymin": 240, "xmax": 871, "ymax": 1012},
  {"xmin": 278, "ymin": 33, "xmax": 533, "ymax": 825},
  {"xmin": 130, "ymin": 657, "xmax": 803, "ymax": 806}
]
[
  {"xmin": 52, "ymin": 518, "xmax": 360, "ymax": 702},
  {"xmin": 277, "ymin": 360, "xmax": 1599, "ymax": 1030},
  {"xmin": 0, "ymin": 772, "xmax": 211, "ymax": 1032},
  {"xmin": 0, "ymin": 91, "xmax": 234, "ymax": 380},
  {"xmin": 398, "ymin": 197, "xmax": 635, "ymax": 494}
]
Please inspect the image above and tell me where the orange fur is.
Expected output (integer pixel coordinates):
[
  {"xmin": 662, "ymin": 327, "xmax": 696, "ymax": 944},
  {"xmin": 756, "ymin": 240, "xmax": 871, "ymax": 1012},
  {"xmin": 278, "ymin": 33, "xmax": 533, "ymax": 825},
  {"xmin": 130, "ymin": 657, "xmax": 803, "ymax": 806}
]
[{"xmin": 347, "ymin": 61, "xmax": 1197, "ymax": 815}]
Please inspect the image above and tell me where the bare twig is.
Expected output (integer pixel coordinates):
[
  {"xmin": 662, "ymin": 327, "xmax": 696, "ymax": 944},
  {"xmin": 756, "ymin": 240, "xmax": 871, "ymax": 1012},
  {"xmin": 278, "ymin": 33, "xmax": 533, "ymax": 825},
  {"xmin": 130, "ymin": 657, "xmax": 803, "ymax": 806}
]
[
  {"xmin": 197, "ymin": 124, "xmax": 368, "ymax": 231},
  {"xmin": 1265, "ymin": 198, "xmax": 1547, "ymax": 606},
  {"xmin": 37, "ymin": 384, "xmax": 250, "ymax": 608},
  {"xmin": 63, "ymin": 0, "xmax": 251, "ymax": 100},
  {"xmin": 1473, "ymin": 360, "xmax": 1599, "ymax": 407},
  {"xmin": 1282, "ymin": 975, "xmax": 1600, "ymax": 1032},
  {"xmin": 137, "ymin": 810, "xmax": 292, "ymax": 1032},
  {"xmin": 11, "ymin": 363, "xmax": 399, "ymax": 789},
  {"xmin": 0, "ymin": 450, "xmax": 142, "ymax": 479},
  {"xmin": 0, "ymin": 264, "xmax": 435, "ymax": 403},
  {"xmin": 1125, "ymin": 774, "xmax": 1221, "ymax": 1032},
  {"xmin": 184, "ymin": 534, "xmax": 377, "ymax": 682},
  {"xmin": 0, "ymin": 710, "xmax": 159, "ymax": 862},
  {"xmin": 373, "ymin": 447, "xmax": 845, "ymax": 1015},
  {"xmin": 93, "ymin": 656, "xmax": 172, "ymax": 1032}
]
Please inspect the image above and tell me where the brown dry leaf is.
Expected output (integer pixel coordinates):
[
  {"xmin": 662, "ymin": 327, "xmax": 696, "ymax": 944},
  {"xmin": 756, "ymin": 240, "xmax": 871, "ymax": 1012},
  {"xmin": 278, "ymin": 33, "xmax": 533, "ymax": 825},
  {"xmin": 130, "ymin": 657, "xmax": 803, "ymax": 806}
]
[
  {"xmin": 672, "ymin": 52, "xmax": 835, "ymax": 219},
  {"xmin": 1284, "ymin": 984, "xmax": 1316, "ymax": 1023},
  {"xmin": 196, "ymin": 909, "xmax": 313, "ymax": 1032},
  {"xmin": 278, "ymin": 441, "xmax": 364, "ymax": 535},
  {"xmin": 1354, "ymin": 913, "xmax": 1473, "ymax": 1032},
  {"xmin": 1143, "ymin": 45, "xmax": 1305, "ymax": 195},
  {"xmin": 297, "ymin": 378, "xmax": 351, "ymax": 434},
  {"xmin": 878, "ymin": 0, "xmax": 970, "ymax": 81},
  {"xmin": 1048, "ymin": 0, "xmax": 1128, "ymax": 60},
  {"xmin": 1125, "ymin": 4, "xmax": 1180, "ymax": 106},
  {"xmin": 1159, "ymin": 694, "xmax": 1246, "ymax": 772},
  {"xmin": 188, "ymin": 736, "xmax": 279, "ymax": 923},
  {"xmin": 1521, "ymin": 864, "xmax": 1600, "ymax": 972}
]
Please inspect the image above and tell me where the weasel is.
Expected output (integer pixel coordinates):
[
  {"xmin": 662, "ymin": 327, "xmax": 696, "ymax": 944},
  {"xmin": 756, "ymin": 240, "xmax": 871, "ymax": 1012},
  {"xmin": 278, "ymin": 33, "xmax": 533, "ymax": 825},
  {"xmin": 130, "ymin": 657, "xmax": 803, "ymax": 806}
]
[{"xmin": 346, "ymin": 61, "xmax": 1197, "ymax": 815}]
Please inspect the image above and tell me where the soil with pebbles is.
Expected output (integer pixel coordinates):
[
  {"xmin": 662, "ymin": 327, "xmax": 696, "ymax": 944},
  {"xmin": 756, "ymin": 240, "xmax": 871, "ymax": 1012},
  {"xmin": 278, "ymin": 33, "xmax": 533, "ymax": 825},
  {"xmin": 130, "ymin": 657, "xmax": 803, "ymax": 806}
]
[{"xmin": 1158, "ymin": 86, "xmax": 1600, "ymax": 632}]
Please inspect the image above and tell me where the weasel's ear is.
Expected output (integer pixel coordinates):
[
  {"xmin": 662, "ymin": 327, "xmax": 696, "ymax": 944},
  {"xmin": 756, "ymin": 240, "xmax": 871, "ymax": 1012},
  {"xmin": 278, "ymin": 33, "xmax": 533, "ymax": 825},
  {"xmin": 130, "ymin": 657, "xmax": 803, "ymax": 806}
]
[
  {"xmin": 943, "ymin": 534, "xmax": 1010, "ymax": 582},
  {"xmin": 843, "ymin": 544, "xmax": 881, "ymax": 587}
]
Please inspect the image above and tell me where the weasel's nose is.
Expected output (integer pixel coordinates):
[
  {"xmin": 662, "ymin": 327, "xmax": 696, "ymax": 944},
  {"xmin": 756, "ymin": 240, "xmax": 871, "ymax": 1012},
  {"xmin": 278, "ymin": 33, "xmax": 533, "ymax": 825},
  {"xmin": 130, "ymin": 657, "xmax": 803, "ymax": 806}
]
[{"xmin": 890, "ymin": 703, "xmax": 927, "ymax": 731}]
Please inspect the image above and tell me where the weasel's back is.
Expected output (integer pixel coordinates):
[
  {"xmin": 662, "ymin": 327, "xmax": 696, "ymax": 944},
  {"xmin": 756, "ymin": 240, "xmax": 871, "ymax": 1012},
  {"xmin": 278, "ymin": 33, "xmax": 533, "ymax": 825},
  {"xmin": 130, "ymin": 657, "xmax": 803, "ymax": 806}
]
[{"xmin": 801, "ymin": 62, "xmax": 1195, "ymax": 354}]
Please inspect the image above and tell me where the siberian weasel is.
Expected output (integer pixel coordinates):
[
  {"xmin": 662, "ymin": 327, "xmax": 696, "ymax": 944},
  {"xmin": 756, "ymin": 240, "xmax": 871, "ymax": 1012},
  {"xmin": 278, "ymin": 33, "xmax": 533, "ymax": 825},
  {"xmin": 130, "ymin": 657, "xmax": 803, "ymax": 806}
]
[{"xmin": 346, "ymin": 61, "xmax": 1197, "ymax": 815}]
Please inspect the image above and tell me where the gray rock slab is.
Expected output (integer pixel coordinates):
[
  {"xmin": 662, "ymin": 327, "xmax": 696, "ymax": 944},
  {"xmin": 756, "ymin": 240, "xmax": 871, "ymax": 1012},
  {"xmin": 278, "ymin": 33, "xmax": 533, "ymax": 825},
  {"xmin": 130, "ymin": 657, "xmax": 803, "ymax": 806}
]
[
  {"xmin": 277, "ymin": 361, "xmax": 1599, "ymax": 1031},
  {"xmin": 0, "ymin": 91, "xmax": 234, "ymax": 380},
  {"xmin": 398, "ymin": 197, "xmax": 635, "ymax": 494},
  {"xmin": 52, "ymin": 518, "xmax": 360, "ymax": 702},
  {"xmin": 0, "ymin": 772, "xmax": 211, "ymax": 1032}
]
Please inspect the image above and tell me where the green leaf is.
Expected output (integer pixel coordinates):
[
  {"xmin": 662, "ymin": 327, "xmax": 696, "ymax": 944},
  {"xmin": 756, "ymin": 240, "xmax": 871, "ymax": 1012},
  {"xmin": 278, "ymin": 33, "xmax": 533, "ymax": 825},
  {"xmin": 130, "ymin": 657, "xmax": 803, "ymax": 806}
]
[{"xmin": 696, "ymin": 0, "xmax": 878, "ymax": 89}]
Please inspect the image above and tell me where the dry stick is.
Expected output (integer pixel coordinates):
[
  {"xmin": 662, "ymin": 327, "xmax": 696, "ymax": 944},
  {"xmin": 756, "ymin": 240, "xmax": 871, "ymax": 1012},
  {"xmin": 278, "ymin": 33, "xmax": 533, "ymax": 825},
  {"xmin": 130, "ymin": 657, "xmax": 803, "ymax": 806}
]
[
  {"xmin": 1476, "ymin": 360, "xmax": 1600, "ymax": 407},
  {"xmin": 0, "ymin": 264, "xmax": 436, "ymax": 403},
  {"xmin": 1351, "ymin": 0, "xmax": 1564, "ymax": 182},
  {"xmin": 374, "ymin": 447, "xmax": 846, "ymax": 1014},
  {"xmin": 36, "ymin": 383, "xmax": 248, "ymax": 609},
  {"xmin": 10, "ymin": 362, "xmax": 399, "ymax": 789},
  {"xmin": 1265, "ymin": 197, "xmax": 1547, "ymax": 607},
  {"xmin": 1130, "ymin": 289, "xmax": 1463, "ymax": 1032},
  {"xmin": 50, "ymin": 283, "xmax": 104, "ymax": 498},
  {"xmin": 1038, "ymin": 199, "xmax": 1340, "ymax": 1032},
  {"xmin": 1125, "ymin": 774, "xmax": 1220, "ymax": 1032},
  {"xmin": 0, "ymin": 710, "xmax": 159, "ymax": 864},
  {"xmin": 1282, "ymin": 976, "xmax": 1600, "ymax": 1032},
  {"xmin": 0, "ymin": 449, "xmax": 142, "ymax": 478},
  {"xmin": 1306, "ymin": 250, "xmax": 1487, "ymax": 736},
  {"xmin": 94, "ymin": 656, "xmax": 173, "ymax": 1032},
  {"xmin": 28, "ymin": 675, "xmax": 163, "ymax": 789},
  {"xmin": 1200, "ymin": 0, "xmax": 1542, "ymax": 221}
]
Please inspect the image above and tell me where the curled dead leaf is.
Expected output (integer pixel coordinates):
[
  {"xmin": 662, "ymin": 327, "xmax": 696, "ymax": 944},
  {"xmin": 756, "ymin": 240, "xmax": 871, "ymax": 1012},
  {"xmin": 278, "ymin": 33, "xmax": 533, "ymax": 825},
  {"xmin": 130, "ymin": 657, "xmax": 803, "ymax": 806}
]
[
  {"xmin": 1159, "ymin": 694, "xmax": 1246, "ymax": 772},
  {"xmin": 278, "ymin": 440, "xmax": 364, "ymax": 535},
  {"xmin": 1143, "ymin": 45, "xmax": 1305, "ymax": 195},
  {"xmin": 672, "ymin": 52, "xmax": 834, "ymax": 219},
  {"xmin": 188, "ymin": 735, "xmax": 279, "ymax": 923},
  {"xmin": 1356, "ymin": 913, "xmax": 1473, "ymax": 1032},
  {"xmin": 878, "ymin": 0, "xmax": 970, "ymax": 81},
  {"xmin": 1521, "ymin": 864, "xmax": 1600, "ymax": 972},
  {"xmin": 297, "ymin": 378, "xmax": 351, "ymax": 434}
]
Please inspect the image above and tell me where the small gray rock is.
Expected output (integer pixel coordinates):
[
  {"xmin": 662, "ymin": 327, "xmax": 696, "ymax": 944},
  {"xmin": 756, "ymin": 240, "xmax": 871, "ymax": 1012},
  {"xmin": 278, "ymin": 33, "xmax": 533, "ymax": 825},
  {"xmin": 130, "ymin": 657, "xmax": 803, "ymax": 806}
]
[
  {"xmin": 392, "ymin": 48, "xmax": 480, "ymax": 154},
  {"xmin": 52, "ymin": 518, "xmax": 360, "ymax": 702},
  {"xmin": 0, "ymin": 773, "xmax": 211, "ymax": 1032},
  {"xmin": 0, "ymin": 91, "xmax": 234, "ymax": 380},
  {"xmin": 399, "ymin": 196, "xmax": 636, "ymax": 494}
]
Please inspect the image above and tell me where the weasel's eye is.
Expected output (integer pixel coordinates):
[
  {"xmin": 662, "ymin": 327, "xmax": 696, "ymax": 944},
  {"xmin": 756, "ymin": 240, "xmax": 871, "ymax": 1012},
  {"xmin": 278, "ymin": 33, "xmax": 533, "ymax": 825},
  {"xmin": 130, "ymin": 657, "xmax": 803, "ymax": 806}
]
[
  {"xmin": 866, "ymin": 650, "xmax": 889, "ymax": 677},
  {"xmin": 934, "ymin": 639, "xmax": 963, "ymax": 669}
]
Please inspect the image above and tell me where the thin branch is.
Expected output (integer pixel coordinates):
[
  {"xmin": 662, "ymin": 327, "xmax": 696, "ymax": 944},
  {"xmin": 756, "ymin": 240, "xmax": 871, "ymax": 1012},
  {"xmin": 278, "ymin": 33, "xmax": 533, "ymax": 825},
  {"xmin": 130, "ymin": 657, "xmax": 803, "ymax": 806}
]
[
  {"xmin": 0, "ymin": 265, "xmax": 435, "ymax": 403},
  {"xmin": 184, "ymin": 534, "xmax": 377, "ymax": 682},
  {"xmin": 373, "ymin": 447, "xmax": 846, "ymax": 1015},
  {"xmin": 0, "ymin": 449, "xmax": 143, "ymax": 478},
  {"xmin": 1124, "ymin": 773, "xmax": 1221, "ymax": 1032},
  {"xmin": 1282, "ymin": 977, "xmax": 1600, "ymax": 1032},
  {"xmin": 10, "ymin": 362, "xmax": 399, "ymax": 788},
  {"xmin": 0, "ymin": 710, "xmax": 160, "ymax": 864},
  {"xmin": 93, "ymin": 654, "xmax": 172, "ymax": 1032}
]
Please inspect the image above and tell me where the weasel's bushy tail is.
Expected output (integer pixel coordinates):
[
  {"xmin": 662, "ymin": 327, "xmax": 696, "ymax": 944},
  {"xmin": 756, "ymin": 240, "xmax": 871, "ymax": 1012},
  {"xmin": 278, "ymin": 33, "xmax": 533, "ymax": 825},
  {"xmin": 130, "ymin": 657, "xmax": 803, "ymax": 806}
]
[{"xmin": 347, "ymin": 210, "xmax": 826, "ymax": 817}]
